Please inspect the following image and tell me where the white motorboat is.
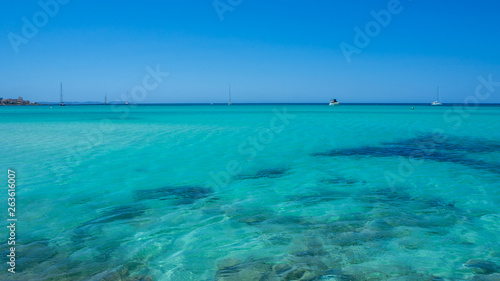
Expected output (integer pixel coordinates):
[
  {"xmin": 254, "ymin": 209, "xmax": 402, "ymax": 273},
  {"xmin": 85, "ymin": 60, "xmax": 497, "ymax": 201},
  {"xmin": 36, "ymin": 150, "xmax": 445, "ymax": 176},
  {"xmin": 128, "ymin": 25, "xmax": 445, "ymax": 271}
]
[{"xmin": 329, "ymin": 99, "xmax": 339, "ymax": 106}]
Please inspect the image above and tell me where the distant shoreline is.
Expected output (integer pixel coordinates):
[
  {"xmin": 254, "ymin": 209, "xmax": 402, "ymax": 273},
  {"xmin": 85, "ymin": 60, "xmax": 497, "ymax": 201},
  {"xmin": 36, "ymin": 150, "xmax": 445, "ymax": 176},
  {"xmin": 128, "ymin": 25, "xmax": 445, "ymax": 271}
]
[
  {"xmin": 0, "ymin": 97, "xmax": 38, "ymax": 105},
  {"xmin": 0, "ymin": 104, "xmax": 41, "ymax": 106}
]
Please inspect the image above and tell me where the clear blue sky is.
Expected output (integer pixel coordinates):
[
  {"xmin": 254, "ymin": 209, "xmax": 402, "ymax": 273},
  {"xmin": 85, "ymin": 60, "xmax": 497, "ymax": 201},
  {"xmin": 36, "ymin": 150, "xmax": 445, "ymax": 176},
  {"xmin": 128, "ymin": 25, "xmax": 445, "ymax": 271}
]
[{"xmin": 1, "ymin": 0, "xmax": 499, "ymax": 103}]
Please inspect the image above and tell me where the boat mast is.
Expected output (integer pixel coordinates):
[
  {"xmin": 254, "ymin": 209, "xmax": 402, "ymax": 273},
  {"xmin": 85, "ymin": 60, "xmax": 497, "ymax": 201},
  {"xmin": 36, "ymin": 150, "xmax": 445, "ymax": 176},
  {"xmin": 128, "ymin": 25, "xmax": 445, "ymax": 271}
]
[
  {"xmin": 228, "ymin": 84, "xmax": 232, "ymax": 105},
  {"xmin": 105, "ymin": 94, "xmax": 108, "ymax": 105},
  {"xmin": 60, "ymin": 82, "xmax": 65, "ymax": 106}
]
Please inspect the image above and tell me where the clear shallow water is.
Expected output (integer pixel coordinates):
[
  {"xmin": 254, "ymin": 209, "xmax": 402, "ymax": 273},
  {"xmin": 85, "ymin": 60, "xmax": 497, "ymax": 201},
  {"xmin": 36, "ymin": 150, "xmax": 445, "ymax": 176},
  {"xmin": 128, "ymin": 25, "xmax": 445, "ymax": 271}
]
[{"xmin": 1, "ymin": 104, "xmax": 499, "ymax": 280}]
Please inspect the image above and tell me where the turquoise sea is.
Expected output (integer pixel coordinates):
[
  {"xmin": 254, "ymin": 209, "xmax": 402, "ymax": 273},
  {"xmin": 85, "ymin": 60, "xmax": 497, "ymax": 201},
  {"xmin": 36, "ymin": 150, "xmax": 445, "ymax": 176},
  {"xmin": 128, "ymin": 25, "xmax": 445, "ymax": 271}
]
[{"xmin": 1, "ymin": 104, "xmax": 500, "ymax": 281}]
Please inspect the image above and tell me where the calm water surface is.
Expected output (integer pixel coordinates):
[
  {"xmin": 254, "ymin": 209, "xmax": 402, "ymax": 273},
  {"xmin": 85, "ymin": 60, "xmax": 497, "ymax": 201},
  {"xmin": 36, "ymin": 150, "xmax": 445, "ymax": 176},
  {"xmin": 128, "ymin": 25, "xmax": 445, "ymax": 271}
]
[{"xmin": 1, "ymin": 104, "xmax": 499, "ymax": 280}]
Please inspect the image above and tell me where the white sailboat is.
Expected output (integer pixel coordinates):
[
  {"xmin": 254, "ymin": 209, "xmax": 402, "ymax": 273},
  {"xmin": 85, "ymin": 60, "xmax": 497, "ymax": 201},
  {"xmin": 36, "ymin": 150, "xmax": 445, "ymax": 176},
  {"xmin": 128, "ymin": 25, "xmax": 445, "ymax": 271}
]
[
  {"xmin": 228, "ymin": 84, "xmax": 232, "ymax": 105},
  {"xmin": 431, "ymin": 87, "xmax": 442, "ymax": 106},
  {"xmin": 60, "ymin": 82, "xmax": 65, "ymax": 106}
]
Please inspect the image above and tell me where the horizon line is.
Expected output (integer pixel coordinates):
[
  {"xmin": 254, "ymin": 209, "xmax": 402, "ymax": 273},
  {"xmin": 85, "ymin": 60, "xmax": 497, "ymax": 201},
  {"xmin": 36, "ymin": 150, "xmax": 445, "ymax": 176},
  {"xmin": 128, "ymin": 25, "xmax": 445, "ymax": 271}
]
[{"xmin": 30, "ymin": 102, "xmax": 500, "ymax": 106}]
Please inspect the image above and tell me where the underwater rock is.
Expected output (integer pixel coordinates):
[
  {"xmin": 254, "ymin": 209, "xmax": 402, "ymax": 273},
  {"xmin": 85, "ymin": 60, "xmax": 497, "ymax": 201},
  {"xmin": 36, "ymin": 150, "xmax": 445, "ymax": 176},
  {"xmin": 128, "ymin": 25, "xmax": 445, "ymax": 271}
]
[
  {"xmin": 237, "ymin": 168, "xmax": 289, "ymax": 180},
  {"xmin": 341, "ymin": 266, "xmax": 390, "ymax": 281},
  {"xmin": 328, "ymin": 232, "xmax": 370, "ymax": 247},
  {"xmin": 256, "ymin": 168, "xmax": 288, "ymax": 178},
  {"xmin": 464, "ymin": 259, "xmax": 500, "ymax": 274},
  {"xmin": 224, "ymin": 205, "xmax": 273, "ymax": 226},
  {"xmin": 273, "ymin": 263, "xmax": 293, "ymax": 274},
  {"xmin": 133, "ymin": 240, "xmax": 170, "ymax": 263},
  {"xmin": 362, "ymin": 192, "xmax": 463, "ymax": 231},
  {"xmin": 322, "ymin": 177, "xmax": 361, "ymax": 185},
  {"xmin": 398, "ymin": 238, "xmax": 423, "ymax": 250},
  {"xmin": 373, "ymin": 214, "xmax": 419, "ymax": 229},
  {"xmin": 194, "ymin": 195, "xmax": 221, "ymax": 210},
  {"xmin": 284, "ymin": 268, "xmax": 306, "ymax": 280},
  {"xmin": 15, "ymin": 240, "xmax": 58, "ymax": 272},
  {"xmin": 92, "ymin": 261, "xmax": 152, "ymax": 281},
  {"xmin": 361, "ymin": 188, "xmax": 414, "ymax": 205},
  {"xmin": 269, "ymin": 215, "xmax": 313, "ymax": 226},
  {"xmin": 215, "ymin": 258, "xmax": 274, "ymax": 281},
  {"xmin": 295, "ymin": 248, "xmax": 328, "ymax": 257},
  {"xmin": 217, "ymin": 258, "xmax": 242, "ymax": 270},
  {"xmin": 285, "ymin": 187, "xmax": 352, "ymax": 208},
  {"xmin": 89, "ymin": 204, "xmax": 146, "ymax": 225},
  {"xmin": 367, "ymin": 218, "xmax": 396, "ymax": 231},
  {"xmin": 70, "ymin": 204, "xmax": 147, "ymax": 246},
  {"xmin": 342, "ymin": 264, "xmax": 415, "ymax": 280},
  {"xmin": 312, "ymin": 134, "xmax": 500, "ymax": 175},
  {"xmin": 386, "ymin": 274, "xmax": 444, "ymax": 281},
  {"xmin": 134, "ymin": 185, "xmax": 212, "ymax": 204},
  {"xmin": 326, "ymin": 220, "xmax": 365, "ymax": 233},
  {"xmin": 70, "ymin": 224, "xmax": 100, "ymax": 245},
  {"xmin": 216, "ymin": 263, "xmax": 241, "ymax": 276},
  {"xmin": 268, "ymin": 234, "xmax": 293, "ymax": 246},
  {"xmin": 130, "ymin": 276, "xmax": 155, "ymax": 281},
  {"xmin": 421, "ymin": 213, "xmax": 462, "ymax": 228},
  {"xmin": 315, "ymin": 269, "xmax": 354, "ymax": 280},
  {"xmin": 385, "ymin": 134, "xmax": 500, "ymax": 154},
  {"xmin": 237, "ymin": 213, "xmax": 269, "ymax": 225},
  {"xmin": 118, "ymin": 261, "xmax": 149, "ymax": 277},
  {"xmin": 202, "ymin": 206, "xmax": 226, "ymax": 216},
  {"xmin": 471, "ymin": 273, "xmax": 500, "ymax": 280},
  {"xmin": 424, "ymin": 199, "xmax": 455, "ymax": 209},
  {"xmin": 68, "ymin": 204, "xmax": 148, "ymax": 254}
]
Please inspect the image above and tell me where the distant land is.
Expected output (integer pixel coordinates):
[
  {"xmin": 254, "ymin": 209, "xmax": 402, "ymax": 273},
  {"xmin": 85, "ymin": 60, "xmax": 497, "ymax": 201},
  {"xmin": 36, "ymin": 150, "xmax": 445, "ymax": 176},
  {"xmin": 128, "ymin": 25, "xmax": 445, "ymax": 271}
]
[
  {"xmin": 37, "ymin": 101, "xmax": 127, "ymax": 105},
  {"xmin": 0, "ymin": 97, "xmax": 38, "ymax": 105}
]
